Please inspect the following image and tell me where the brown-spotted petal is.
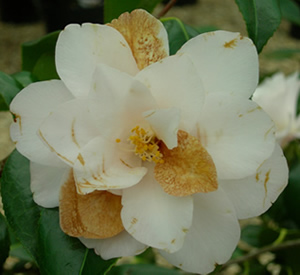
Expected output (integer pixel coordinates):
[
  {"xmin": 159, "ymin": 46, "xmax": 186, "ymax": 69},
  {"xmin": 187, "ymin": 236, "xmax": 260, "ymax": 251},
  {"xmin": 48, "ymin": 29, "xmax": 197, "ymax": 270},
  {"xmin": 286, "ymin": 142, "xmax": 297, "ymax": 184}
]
[
  {"xmin": 155, "ymin": 130, "xmax": 218, "ymax": 197},
  {"xmin": 59, "ymin": 171, "xmax": 124, "ymax": 239},
  {"xmin": 108, "ymin": 9, "xmax": 169, "ymax": 70}
]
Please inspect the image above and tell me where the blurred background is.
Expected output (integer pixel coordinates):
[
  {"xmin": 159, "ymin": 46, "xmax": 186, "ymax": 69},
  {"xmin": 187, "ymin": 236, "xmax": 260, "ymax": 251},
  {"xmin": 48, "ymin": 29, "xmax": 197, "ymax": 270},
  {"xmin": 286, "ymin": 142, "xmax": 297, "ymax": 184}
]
[{"xmin": 0, "ymin": 0, "xmax": 299, "ymax": 76}]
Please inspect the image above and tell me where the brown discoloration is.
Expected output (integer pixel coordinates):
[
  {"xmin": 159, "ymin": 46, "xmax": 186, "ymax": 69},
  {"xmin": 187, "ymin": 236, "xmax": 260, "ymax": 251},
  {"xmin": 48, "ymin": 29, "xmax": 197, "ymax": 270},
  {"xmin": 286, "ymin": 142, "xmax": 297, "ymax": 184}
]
[
  {"xmin": 247, "ymin": 106, "xmax": 262, "ymax": 114},
  {"xmin": 13, "ymin": 113, "xmax": 22, "ymax": 134},
  {"xmin": 238, "ymin": 114, "xmax": 243, "ymax": 118},
  {"xmin": 60, "ymin": 171, "xmax": 124, "ymax": 239},
  {"xmin": 264, "ymin": 125, "xmax": 275, "ymax": 140},
  {"xmin": 131, "ymin": 217, "xmax": 138, "ymax": 225},
  {"xmin": 39, "ymin": 130, "xmax": 74, "ymax": 165},
  {"xmin": 263, "ymin": 169, "xmax": 271, "ymax": 206},
  {"xmin": 154, "ymin": 130, "xmax": 218, "ymax": 197},
  {"xmin": 71, "ymin": 119, "xmax": 80, "ymax": 148},
  {"xmin": 77, "ymin": 153, "xmax": 85, "ymax": 166},
  {"xmin": 108, "ymin": 9, "xmax": 168, "ymax": 70},
  {"xmin": 120, "ymin": 158, "xmax": 133, "ymax": 168},
  {"xmin": 255, "ymin": 172, "xmax": 260, "ymax": 182},
  {"xmin": 224, "ymin": 38, "xmax": 237, "ymax": 49},
  {"xmin": 171, "ymin": 239, "xmax": 176, "ymax": 244}
]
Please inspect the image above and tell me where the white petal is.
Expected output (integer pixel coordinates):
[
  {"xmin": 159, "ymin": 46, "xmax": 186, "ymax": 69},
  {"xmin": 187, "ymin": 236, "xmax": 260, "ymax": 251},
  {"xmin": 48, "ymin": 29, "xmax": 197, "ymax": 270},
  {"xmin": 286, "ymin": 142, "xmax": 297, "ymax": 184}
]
[
  {"xmin": 79, "ymin": 230, "xmax": 147, "ymax": 259},
  {"xmin": 89, "ymin": 64, "xmax": 157, "ymax": 137},
  {"xmin": 73, "ymin": 136, "xmax": 147, "ymax": 194},
  {"xmin": 252, "ymin": 72, "xmax": 300, "ymax": 140},
  {"xmin": 39, "ymin": 98, "xmax": 101, "ymax": 166},
  {"xmin": 143, "ymin": 107, "xmax": 180, "ymax": 149},
  {"xmin": 56, "ymin": 23, "xmax": 139, "ymax": 97},
  {"xmin": 221, "ymin": 144, "xmax": 288, "ymax": 219},
  {"xmin": 121, "ymin": 164, "xmax": 193, "ymax": 253},
  {"xmin": 178, "ymin": 30, "xmax": 258, "ymax": 98},
  {"xmin": 197, "ymin": 93, "xmax": 275, "ymax": 179},
  {"xmin": 160, "ymin": 188, "xmax": 240, "ymax": 274},
  {"xmin": 10, "ymin": 80, "xmax": 74, "ymax": 166},
  {"xmin": 30, "ymin": 162, "xmax": 70, "ymax": 208},
  {"xmin": 135, "ymin": 54, "xmax": 205, "ymax": 132}
]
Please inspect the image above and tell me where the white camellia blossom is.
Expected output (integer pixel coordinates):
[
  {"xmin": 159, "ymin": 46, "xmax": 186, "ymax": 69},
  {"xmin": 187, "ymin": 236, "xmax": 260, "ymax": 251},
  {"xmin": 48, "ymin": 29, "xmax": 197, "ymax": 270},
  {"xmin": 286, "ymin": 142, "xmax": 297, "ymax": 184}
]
[
  {"xmin": 10, "ymin": 9, "xmax": 288, "ymax": 274},
  {"xmin": 252, "ymin": 72, "xmax": 300, "ymax": 147}
]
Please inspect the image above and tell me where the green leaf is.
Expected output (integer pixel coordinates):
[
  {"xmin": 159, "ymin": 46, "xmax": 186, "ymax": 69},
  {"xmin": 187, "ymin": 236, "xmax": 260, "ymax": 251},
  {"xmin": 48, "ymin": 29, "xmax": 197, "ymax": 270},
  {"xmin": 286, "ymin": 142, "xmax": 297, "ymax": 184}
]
[
  {"xmin": 81, "ymin": 250, "xmax": 117, "ymax": 275},
  {"xmin": 161, "ymin": 17, "xmax": 190, "ymax": 55},
  {"xmin": 38, "ymin": 208, "xmax": 116, "ymax": 275},
  {"xmin": 0, "ymin": 213, "xmax": 10, "ymax": 270},
  {"xmin": 161, "ymin": 17, "xmax": 215, "ymax": 55},
  {"xmin": 9, "ymin": 243, "xmax": 34, "ymax": 263},
  {"xmin": 108, "ymin": 264, "xmax": 182, "ymax": 275},
  {"xmin": 235, "ymin": 0, "xmax": 282, "ymax": 53},
  {"xmin": 32, "ymin": 52, "xmax": 60, "ymax": 81},
  {"xmin": 241, "ymin": 224, "xmax": 279, "ymax": 248},
  {"xmin": 11, "ymin": 71, "xmax": 38, "ymax": 88},
  {"xmin": 22, "ymin": 31, "xmax": 60, "ymax": 73},
  {"xmin": 0, "ymin": 150, "xmax": 41, "ymax": 263},
  {"xmin": 280, "ymin": 0, "xmax": 300, "ymax": 26},
  {"xmin": 104, "ymin": 0, "xmax": 162, "ymax": 23},
  {"xmin": 284, "ymin": 162, "xmax": 300, "ymax": 227},
  {"xmin": 265, "ymin": 48, "xmax": 300, "ymax": 60},
  {"xmin": 0, "ymin": 72, "xmax": 22, "ymax": 111}
]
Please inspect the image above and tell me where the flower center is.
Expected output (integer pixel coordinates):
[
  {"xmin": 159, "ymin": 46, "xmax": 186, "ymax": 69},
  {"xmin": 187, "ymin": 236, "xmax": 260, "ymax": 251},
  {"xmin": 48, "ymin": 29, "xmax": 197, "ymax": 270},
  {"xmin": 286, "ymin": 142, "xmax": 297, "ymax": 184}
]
[{"xmin": 128, "ymin": 126, "xmax": 164, "ymax": 163}]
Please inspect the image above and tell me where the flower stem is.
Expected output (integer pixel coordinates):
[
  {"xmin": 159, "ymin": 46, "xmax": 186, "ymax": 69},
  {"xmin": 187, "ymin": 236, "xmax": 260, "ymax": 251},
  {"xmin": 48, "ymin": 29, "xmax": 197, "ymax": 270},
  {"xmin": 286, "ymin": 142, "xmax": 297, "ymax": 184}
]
[
  {"xmin": 157, "ymin": 0, "xmax": 177, "ymax": 18},
  {"xmin": 221, "ymin": 239, "xmax": 300, "ymax": 270}
]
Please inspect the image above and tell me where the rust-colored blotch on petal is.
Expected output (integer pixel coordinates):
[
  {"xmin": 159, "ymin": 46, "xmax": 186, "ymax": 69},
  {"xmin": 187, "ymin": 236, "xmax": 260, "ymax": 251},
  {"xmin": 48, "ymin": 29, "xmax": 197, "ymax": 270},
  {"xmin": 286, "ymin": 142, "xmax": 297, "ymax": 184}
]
[
  {"xmin": 108, "ymin": 9, "xmax": 168, "ymax": 70},
  {"xmin": 59, "ymin": 171, "xmax": 124, "ymax": 239},
  {"xmin": 155, "ymin": 130, "xmax": 218, "ymax": 197}
]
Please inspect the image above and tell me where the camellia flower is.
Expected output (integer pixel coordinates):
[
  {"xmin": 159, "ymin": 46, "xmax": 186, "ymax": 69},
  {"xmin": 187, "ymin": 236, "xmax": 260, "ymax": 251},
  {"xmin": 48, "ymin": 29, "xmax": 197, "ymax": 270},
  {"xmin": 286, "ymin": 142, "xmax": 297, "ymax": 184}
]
[
  {"xmin": 10, "ymin": 9, "xmax": 288, "ymax": 274},
  {"xmin": 252, "ymin": 72, "xmax": 300, "ymax": 147}
]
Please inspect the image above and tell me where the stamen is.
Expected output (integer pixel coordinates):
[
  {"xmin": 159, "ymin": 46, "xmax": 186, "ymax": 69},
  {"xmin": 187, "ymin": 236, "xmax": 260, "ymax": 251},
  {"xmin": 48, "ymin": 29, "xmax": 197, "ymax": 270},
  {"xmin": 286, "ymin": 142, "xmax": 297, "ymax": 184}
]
[{"xmin": 129, "ymin": 126, "xmax": 164, "ymax": 163}]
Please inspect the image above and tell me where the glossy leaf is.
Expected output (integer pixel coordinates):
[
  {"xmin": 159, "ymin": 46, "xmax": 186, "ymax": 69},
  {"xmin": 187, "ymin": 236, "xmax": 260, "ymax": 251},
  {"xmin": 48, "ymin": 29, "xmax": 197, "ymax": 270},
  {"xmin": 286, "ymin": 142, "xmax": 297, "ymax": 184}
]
[
  {"xmin": 161, "ymin": 17, "xmax": 216, "ymax": 55},
  {"xmin": 235, "ymin": 0, "xmax": 281, "ymax": 53},
  {"xmin": 38, "ymin": 208, "xmax": 116, "ymax": 275},
  {"xmin": 108, "ymin": 264, "xmax": 182, "ymax": 275},
  {"xmin": 0, "ymin": 72, "xmax": 22, "ymax": 111},
  {"xmin": 12, "ymin": 71, "xmax": 38, "ymax": 88},
  {"xmin": 104, "ymin": 0, "xmax": 162, "ymax": 23},
  {"xmin": 0, "ymin": 150, "xmax": 41, "ymax": 263},
  {"xmin": 241, "ymin": 224, "xmax": 279, "ymax": 248},
  {"xmin": 284, "ymin": 162, "xmax": 300, "ymax": 227},
  {"xmin": 22, "ymin": 31, "xmax": 60, "ymax": 73},
  {"xmin": 0, "ymin": 213, "xmax": 10, "ymax": 270},
  {"xmin": 32, "ymin": 52, "xmax": 59, "ymax": 81},
  {"xmin": 161, "ymin": 17, "xmax": 189, "ymax": 55},
  {"xmin": 280, "ymin": 0, "xmax": 300, "ymax": 26}
]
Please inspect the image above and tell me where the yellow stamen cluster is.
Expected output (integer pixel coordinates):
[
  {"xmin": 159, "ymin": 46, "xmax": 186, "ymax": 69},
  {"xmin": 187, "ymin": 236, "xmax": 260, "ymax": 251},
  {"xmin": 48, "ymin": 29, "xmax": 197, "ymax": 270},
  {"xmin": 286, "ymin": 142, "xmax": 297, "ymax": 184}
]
[{"xmin": 129, "ymin": 126, "xmax": 164, "ymax": 164}]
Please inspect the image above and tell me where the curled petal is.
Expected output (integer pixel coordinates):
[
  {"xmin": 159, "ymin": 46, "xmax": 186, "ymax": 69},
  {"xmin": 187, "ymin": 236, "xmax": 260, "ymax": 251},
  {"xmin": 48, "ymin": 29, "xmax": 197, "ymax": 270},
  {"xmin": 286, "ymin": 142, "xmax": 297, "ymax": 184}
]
[
  {"xmin": 108, "ymin": 9, "xmax": 169, "ymax": 70},
  {"xmin": 155, "ymin": 130, "xmax": 218, "ymax": 197},
  {"xmin": 60, "ymin": 171, "xmax": 124, "ymax": 239},
  {"xmin": 30, "ymin": 162, "xmax": 70, "ymax": 208},
  {"xmin": 136, "ymin": 54, "xmax": 205, "ymax": 133},
  {"xmin": 178, "ymin": 30, "xmax": 258, "ymax": 98},
  {"xmin": 121, "ymin": 163, "xmax": 193, "ymax": 253},
  {"xmin": 10, "ymin": 80, "xmax": 73, "ymax": 167},
  {"xmin": 197, "ymin": 93, "xmax": 276, "ymax": 179},
  {"xmin": 73, "ymin": 136, "xmax": 147, "ymax": 194},
  {"xmin": 80, "ymin": 230, "xmax": 147, "ymax": 260},
  {"xmin": 56, "ymin": 23, "xmax": 139, "ymax": 97},
  {"xmin": 143, "ymin": 107, "xmax": 180, "ymax": 149},
  {"xmin": 221, "ymin": 144, "xmax": 288, "ymax": 219},
  {"xmin": 160, "ymin": 188, "xmax": 240, "ymax": 274}
]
